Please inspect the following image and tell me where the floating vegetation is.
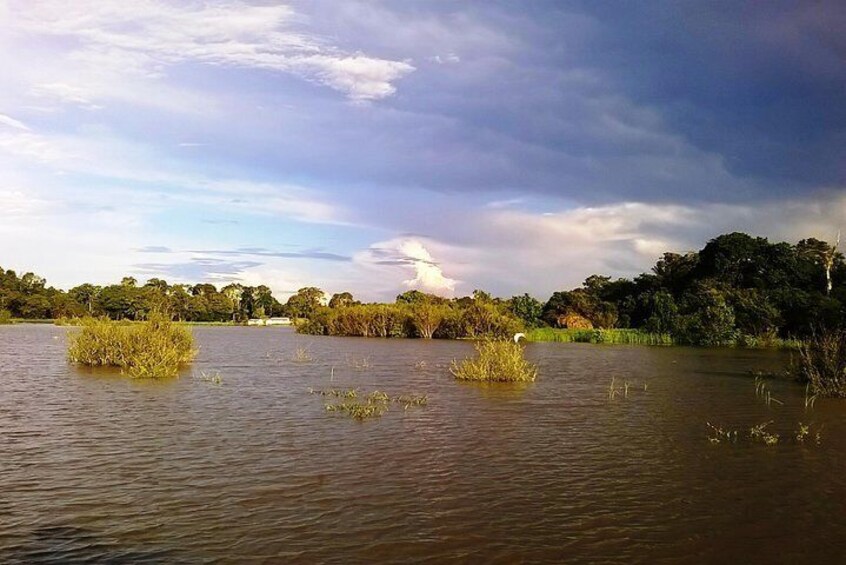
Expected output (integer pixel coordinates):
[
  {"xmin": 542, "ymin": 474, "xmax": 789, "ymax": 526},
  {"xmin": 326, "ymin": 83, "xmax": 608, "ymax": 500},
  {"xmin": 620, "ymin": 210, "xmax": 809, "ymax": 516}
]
[
  {"xmin": 749, "ymin": 421, "xmax": 780, "ymax": 446},
  {"xmin": 67, "ymin": 315, "xmax": 195, "ymax": 378},
  {"xmin": 794, "ymin": 422, "xmax": 823, "ymax": 445},
  {"xmin": 450, "ymin": 340, "xmax": 537, "ymax": 382},
  {"xmin": 413, "ymin": 360, "xmax": 428, "ymax": 371},
  {"xmin": 707, "ymin": 420, "xmax": 823, "ymax": 447},
  {"xmin": 706, "ymin": 422, "xmax": 739, "ymax": 444},
  {"xmin": 291, "ymin": 346, "xmax": 314, "ymax": 363},
  {"xmin": 347, "ymin": 355, "xmax": 372, "ymax": 371},
  {"xmin": 310, "ymin": 387, "xmax": 428, "ymax": 420},
  {"xmin": 194, "ymin": 370, "xmax": 223, "ymax": 385}
]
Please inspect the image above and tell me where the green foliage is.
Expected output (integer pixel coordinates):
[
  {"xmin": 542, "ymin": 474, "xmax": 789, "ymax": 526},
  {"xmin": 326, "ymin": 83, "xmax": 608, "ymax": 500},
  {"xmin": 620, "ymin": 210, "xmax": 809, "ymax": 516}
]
[
  {"xmin": 526, "ymin": 327, "xmax": 674, "ymax": 345},
  {"xmin": 795, "ymin": 329, "xmax": 846, "ymax": 397},
  {"xmin": 450, "ymin": 340, "xmax": 537, "ymax": 382},
  {"xmin": 0, "ymin": 309, "xmax": 11, "ymax": 324},
  {"xmin": 507, "ymin": 293, "xmax": 543, "ymax": 328},
  {"xmin": 67, "ymin": 315, "xmax": 196, "ymax": 378}
]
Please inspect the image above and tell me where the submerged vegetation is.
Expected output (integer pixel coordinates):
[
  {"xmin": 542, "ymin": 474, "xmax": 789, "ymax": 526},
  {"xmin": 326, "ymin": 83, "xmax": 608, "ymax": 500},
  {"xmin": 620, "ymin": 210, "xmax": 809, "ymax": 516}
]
[
  {"xmin": 310, "ymin": 387, "xmax": 428, "ymax": 420},
  {"xmin": 67, "ymin": 315, "xmax": 196, "ymax": 378},
  {"xmin": 450, "ymin": 340, "xmax": 537, "ymax": 383}
]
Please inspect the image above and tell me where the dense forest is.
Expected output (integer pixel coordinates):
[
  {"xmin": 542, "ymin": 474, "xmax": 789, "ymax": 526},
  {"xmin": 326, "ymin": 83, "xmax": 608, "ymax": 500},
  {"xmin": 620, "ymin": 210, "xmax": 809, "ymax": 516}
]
[{"xmin": 2, "ymin": 232, "xmax": 844, "ymax": 345}]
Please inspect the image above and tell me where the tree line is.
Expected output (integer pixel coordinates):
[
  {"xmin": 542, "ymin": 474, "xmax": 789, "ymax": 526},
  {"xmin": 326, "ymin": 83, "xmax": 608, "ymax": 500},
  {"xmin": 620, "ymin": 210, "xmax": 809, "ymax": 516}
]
[{"xmin": 2, "ymin": 232, "xmax": 844, "ymax": 344}]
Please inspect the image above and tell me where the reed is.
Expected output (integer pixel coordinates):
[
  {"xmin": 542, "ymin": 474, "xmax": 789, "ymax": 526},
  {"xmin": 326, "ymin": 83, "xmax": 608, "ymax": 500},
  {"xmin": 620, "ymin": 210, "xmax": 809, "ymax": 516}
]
[
  {"xmin": 450, "ymin": 340, "xmax": 537, "ymax": 382},
  {"xmin": 795, "ymin": 328, "xmax": 846, "ymax": 397},
  {"xmin": 67, "ymin": 315, "xmax": 195, "ymax": 378},
  {"xmin": 291, "ymin": 346, "xmax": 314, "ymax": 363},
  {"xmin": 0, "ymin": 309, "xmax": 11, "ymax": 325},
  {"xmin": 526, "ymin": 328, "xmax": 674, "ymax": 346}
]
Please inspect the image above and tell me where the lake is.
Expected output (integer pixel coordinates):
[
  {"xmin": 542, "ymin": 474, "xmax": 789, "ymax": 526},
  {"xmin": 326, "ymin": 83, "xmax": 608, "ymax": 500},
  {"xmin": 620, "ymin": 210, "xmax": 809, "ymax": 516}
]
[{"xmin": 2, "ymin": 324, "xmax": 845, "ymax": 563}]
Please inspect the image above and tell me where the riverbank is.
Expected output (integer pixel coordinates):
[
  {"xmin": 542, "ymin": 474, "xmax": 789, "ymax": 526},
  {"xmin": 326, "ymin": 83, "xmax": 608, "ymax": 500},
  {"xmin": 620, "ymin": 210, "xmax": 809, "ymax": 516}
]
[{"xmin": 525, "ymin": 327, "xmax": 802, "ymax": 349}]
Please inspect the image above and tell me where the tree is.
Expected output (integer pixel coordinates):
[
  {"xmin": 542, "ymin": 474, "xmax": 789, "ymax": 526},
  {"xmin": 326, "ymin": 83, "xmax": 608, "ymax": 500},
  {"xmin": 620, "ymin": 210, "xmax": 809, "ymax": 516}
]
[
  {"xmin": 329, "ymin": 292, "xmax": 356, "ymax": 308},
  {"xmin": 508, "ymin": 294, "xmax": 543, "ymax": 328},
  {"xmin": 286, "ymin": 287, "xmax": 325, "ymax": 319},
  {"xmin": 409, "ymin": 302, "xmax": 449, "ymax": 339},
  {"xmin": 69, "ymin": 283, "xmax": 100, "ymax": 314}
]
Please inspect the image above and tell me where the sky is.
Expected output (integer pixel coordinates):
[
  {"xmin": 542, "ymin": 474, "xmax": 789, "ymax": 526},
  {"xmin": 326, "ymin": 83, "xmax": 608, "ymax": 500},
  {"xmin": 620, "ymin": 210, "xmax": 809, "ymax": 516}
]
[{"xmin": 0, "ymin": 1, "xmax": 844, "ymax": 301}]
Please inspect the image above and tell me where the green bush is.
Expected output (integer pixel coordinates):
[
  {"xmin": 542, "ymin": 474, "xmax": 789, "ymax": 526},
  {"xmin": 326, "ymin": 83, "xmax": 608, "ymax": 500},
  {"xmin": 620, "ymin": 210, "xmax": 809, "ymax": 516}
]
[
  {"xmin": 795, "ymin": 329, "xmax": 846, "ymax": 397},
  {"xmin": 450, "ymin": 340, "xmax": 537, "ymax": 382},
  {"xmin": 0, "ymin": 309, "xmax": 11, "ymax": 324},
  {"xmin": 67, "ymin": 315, "xmax": 195, "ymax": 378}
]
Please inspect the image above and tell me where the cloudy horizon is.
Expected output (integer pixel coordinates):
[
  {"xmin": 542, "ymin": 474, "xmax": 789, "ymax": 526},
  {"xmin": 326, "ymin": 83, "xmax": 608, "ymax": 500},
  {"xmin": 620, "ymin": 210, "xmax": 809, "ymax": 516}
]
[{"xmin": 1, "ymin": 1, "xmax": 844, "ymax": 300}]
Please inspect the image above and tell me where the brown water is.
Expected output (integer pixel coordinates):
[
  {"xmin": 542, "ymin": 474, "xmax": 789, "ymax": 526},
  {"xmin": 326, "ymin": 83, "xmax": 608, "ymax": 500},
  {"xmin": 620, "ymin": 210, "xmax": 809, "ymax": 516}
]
[{"xmin": 1, "ymin": 325, "xmax": 845, "ymax": 564}]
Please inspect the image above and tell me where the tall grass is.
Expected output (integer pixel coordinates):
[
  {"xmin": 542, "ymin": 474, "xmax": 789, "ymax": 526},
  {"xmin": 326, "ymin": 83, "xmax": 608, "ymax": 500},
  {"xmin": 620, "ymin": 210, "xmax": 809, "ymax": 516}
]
[
  {"xmin": 0, "ymin": 309, "xmax": 11, "ymax": 325},
  {"xmin": 795, "ymin": 328, "xmax": 846, "ymax": 397},
  {"xmin": 450, "ymin": 340, "xmax": 537, "ymax": 382},
  {"xmin": 526, "ymin": 327, "xmax": 674, "ymax": 346},
  {"xmin": 67, "ymin": 315, "xmax": 196, "ymax": 378}
]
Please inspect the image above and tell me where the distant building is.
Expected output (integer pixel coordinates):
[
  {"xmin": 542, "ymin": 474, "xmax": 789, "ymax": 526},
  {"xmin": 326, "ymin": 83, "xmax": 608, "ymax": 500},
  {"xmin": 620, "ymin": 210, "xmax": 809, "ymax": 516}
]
[{"xmin": 247, "ymin": 317, "xmax": 292, "ymax": 326}]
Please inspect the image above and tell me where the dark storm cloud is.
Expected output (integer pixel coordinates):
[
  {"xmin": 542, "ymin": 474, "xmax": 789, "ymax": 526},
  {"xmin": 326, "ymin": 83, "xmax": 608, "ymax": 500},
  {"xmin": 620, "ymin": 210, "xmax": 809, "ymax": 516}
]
[{"xmin": 227, "ymin": 0, "xmax": 844, "ymax": 204}]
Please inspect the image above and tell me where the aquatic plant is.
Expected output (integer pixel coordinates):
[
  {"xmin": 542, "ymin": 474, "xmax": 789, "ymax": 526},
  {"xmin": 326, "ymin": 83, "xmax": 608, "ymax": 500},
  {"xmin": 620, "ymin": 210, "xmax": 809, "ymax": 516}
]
[
  {"xmin": 347, "ymin": 355, "xmax": 371, "ymax": 370},
  {"xmin": 753, "ymin": 376, "xmax": 783, "ymax": 407},
  {"xmin": 312, "ymin": 388, "xmax": 427, "ymax": 420},
  {"xmin": 195, "ymin": 370, "xmax": 223, "ymax": 385},
  {"xmin": 706, "ymin": 422, "xmax": 739, "ymax": 444},
  {"xmin": 526, "ymin": 327, "xmax": 674, "ymax": 346},
  {"xmin": 291, "ymin": 346, "xmax": 314, "ymax": 363},
  {"xmin": 67, "ymin": 314, "xmax": 196, "ymax": 378},
  {"xmin": 0, "ymin": 309, "xmax": 11, "ymax": 324},
  {"xmin": 450, "ymin": 340, "xmax": 537, "ymax": 382},
  {"xmin": 795, "ymin": 328, "xmax": 846, "ymax": 397},
  {"xmin": 749, "ymin": 421, "xmax": 779, "ymax": 446},
  {"xmin": 804, "ymin": 384, "xmax": 818, "ymax": 410}
]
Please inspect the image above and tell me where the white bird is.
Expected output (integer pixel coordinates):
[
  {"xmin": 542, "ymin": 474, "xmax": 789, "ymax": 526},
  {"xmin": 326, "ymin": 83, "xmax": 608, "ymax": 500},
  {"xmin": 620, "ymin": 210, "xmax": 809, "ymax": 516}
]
[{"xmin": 513, "ymin": 332, "xmax": 526, "ymax": 343}]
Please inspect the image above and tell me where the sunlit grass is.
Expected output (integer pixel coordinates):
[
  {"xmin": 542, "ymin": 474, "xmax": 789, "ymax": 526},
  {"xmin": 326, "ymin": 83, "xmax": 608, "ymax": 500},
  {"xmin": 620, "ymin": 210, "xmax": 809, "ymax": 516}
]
[
  {"xmin": 450, "ymin": 340, "xmax": 537, "ymax": 382},
  {"xmin": 67, "ymin": 315, "xmax": 196, "ymax": 378},
  {"xmin": 526, "ymin": 327, "xmax": 674, "ymax": 346}
]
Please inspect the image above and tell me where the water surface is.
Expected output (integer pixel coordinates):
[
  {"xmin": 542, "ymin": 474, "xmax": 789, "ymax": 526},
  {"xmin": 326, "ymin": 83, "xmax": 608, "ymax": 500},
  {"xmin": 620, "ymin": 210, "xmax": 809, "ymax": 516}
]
[{"xmin": 2, "ymin": 325, "xmax": 844, "ymax": 563}]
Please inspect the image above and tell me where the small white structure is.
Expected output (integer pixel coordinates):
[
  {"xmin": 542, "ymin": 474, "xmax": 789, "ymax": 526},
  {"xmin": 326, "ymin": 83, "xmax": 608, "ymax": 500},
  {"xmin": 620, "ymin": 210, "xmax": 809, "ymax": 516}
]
[{"xmin": 247, "ymin": 317, "xmax": 292, "ymax": 327}]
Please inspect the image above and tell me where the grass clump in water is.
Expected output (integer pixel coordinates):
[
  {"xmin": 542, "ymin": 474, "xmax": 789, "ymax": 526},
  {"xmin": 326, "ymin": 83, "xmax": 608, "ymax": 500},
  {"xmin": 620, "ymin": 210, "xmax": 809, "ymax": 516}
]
[
  {"xmin": 67, "ymin": 314, "xmax": 195, "ymax": 378},
  {"xmin": 795, "ymin": 328, "xmax": 846, "ymax": 397},
  {"xmin": 0, "ymin": 309, "xmax": 11, "ymax": 324},
  {"xmin": 450, "ymin": 340, "xmax": 537, "ymax": 382},
  {"xmin": 311, "ymin": 388, "xmax": 428, "ymax": 420}
]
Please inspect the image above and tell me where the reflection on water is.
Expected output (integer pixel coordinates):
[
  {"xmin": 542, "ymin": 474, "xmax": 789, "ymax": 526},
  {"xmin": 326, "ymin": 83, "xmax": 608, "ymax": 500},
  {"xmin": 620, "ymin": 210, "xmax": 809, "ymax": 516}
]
[{"xmin": 2, "ymin": 325, "xmax": 845, "ymax": 563}]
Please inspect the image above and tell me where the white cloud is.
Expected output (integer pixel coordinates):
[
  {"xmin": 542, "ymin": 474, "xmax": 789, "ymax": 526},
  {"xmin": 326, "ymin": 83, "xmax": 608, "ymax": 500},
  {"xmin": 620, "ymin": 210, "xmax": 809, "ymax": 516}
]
[
  {"xmin": 10, "ymin": 1, "xmax": 415, "ymax": 102},
  {"xmin": 0, "ymin": 113, "xmax": 30, "ymax": 131},
  {"xmin": 353, "ymin": 237, "xmax": 459, "ymax": 297}
]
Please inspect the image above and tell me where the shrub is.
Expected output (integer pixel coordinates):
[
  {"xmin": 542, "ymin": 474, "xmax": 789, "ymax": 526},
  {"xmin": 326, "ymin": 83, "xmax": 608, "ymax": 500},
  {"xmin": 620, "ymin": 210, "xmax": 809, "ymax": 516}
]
[
  {"xmin": 0, "ymin": 309, "xmax": 11, "ymax": 324},
  {"xmin": 67, "ymin": 315, "xmax": 195, "ymax": 378},
  {"xmin": 795, "ymin": 329, "xmax": 846, "ymax": 397},
  {"xmin": 450, "ymin": 340, "xmax": 537, "ymax": 382}
]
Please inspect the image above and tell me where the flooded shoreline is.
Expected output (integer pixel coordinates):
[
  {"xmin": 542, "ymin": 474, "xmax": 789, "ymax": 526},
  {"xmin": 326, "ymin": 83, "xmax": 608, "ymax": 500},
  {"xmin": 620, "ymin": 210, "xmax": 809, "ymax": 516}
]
[{"xmin": 2, "ymin": 324, "xmax": 844, "ymax": 563}]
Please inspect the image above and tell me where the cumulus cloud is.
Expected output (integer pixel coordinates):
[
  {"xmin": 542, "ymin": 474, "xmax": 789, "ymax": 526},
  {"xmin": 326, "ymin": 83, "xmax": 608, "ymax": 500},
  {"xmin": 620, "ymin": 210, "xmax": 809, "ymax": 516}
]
[
  {"xmin": 355, "ymin": 238, "xmax": 459, "ymax": 297},
  {"xmin": 10, "ymin": 1, "xmax": 414, "ymax": 102}
]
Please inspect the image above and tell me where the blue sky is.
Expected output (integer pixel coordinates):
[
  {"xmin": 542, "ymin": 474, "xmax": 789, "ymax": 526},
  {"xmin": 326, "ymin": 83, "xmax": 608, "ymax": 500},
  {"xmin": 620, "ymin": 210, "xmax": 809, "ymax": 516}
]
[{"xmin": 0, "ymin": 1, "xmax": 843, "ymax": 300}]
